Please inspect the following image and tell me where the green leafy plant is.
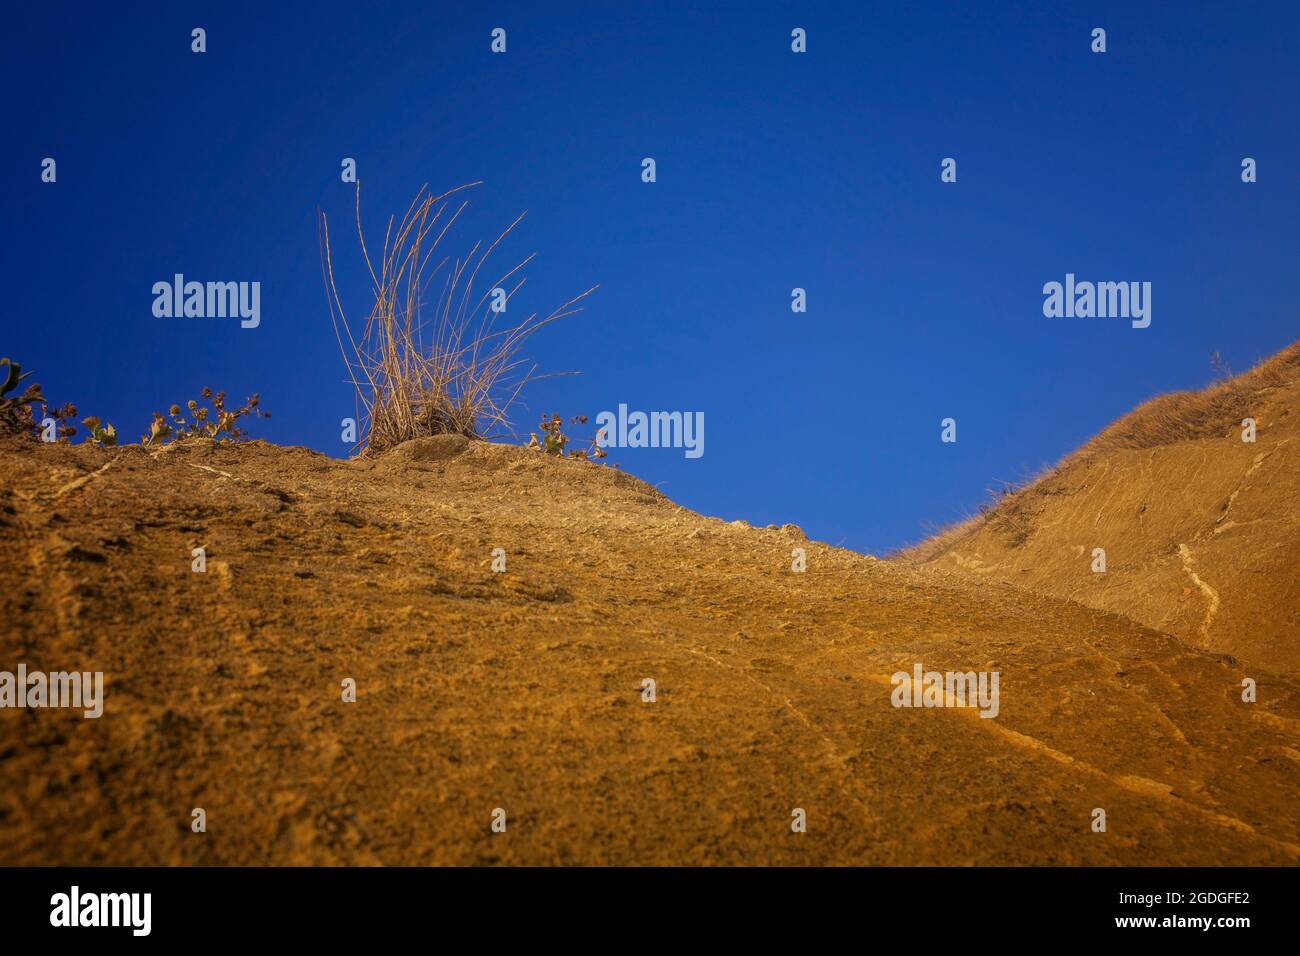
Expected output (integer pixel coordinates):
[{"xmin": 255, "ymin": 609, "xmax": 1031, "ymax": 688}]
[
  {"xmin": 142, "ymin": 388, "xmax": 269, "ymax": 446},
  {"xmin": 81, "ymin": 416, "xmax": 118, "ymax": 446}
]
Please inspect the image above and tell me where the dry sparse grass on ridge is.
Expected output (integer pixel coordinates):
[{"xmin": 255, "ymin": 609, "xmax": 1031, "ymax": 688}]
[
  {"xmin": 319, "ymin": 182, "xmax": 597, "ymax": 455},
  {"xmin": 1064, "ymin": 341, "xmax": 1300, "ymax": 459},
  {"xmin": 895, "ymin": 340, "xmax": 1300, "ymax": 563}
]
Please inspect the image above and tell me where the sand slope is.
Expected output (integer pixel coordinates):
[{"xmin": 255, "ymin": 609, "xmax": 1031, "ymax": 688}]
[
  {"xmin": 903, "ymin": 343, "xmax": 1300, "ymax": 677},
  {"xmin": 1, "ymin": 432, "xmax": 1297, "ymax": 864}
]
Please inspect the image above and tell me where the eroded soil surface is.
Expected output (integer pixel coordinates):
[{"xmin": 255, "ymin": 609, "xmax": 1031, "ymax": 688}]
[{"xmin": 1, "ymin": 434, "xmax": 1298, "ymax": 864}]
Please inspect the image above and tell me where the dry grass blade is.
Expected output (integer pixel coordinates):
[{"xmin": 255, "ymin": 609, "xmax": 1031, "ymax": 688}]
[{"xmin": 319, "ymin": 182, "xmax": 597, "ymax": 454}]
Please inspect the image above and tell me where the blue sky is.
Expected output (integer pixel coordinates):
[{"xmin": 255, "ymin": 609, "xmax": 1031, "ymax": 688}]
[{"xmin": 7, "ymin": 1, "xmax": 1298, "ymax": 554}]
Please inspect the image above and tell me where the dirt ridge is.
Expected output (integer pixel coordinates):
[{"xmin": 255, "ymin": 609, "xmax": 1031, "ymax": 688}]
[
  {"xmin": 2, "ymin": 430, "xmax": 1298, "ymax": 864},
  {"xmin": 902, "ymin": 341, "xmax": 1300, "ymax": 676}
]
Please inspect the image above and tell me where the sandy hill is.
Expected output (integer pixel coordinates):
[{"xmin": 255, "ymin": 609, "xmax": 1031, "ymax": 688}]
[
  {"xmin": 2, "ymin": 430, "xmax": 1298, "ymax": 865},
  {"xmin": 902, "ymin": 342, "xmax": 1300, "ymax": 678}
]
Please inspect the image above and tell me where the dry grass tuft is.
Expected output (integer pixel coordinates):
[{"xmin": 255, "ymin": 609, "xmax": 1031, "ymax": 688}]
[
  {"xmin": 319, "ymin": 182, "xmax": 596, "ymax": 455},
  {"xmin": 1066, "ymin": 342, "xmax": 1300, "ymax": 461}
]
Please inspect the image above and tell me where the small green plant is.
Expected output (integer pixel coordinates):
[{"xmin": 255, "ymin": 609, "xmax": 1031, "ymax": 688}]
[
  {"xmin": 142, "ymin": 388, "xmax": 269, "ymax": 446},
  {"xmin": 81, "ymin": 416, "xmax": 118, "ymax": 446},
  {"xmin": 527, "ymin": 413, "xmax": 608, "ymax": 461}
]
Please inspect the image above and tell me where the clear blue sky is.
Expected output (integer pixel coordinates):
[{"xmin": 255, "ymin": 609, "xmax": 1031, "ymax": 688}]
[{"xmin": 7, "ymin": 1, "xmax": 1298, "ymax": 554}]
